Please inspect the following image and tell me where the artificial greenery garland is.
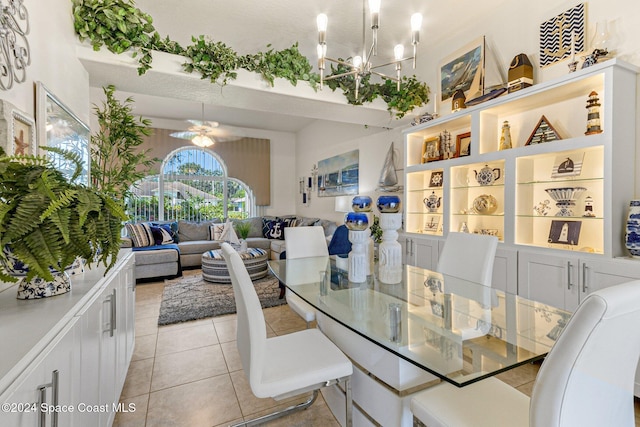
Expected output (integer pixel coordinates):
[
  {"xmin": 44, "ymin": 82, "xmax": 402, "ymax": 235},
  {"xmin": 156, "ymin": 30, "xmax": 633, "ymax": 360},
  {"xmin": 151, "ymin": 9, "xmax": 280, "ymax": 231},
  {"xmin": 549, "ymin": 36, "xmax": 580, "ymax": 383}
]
[{"xmin": 72, "ymin": 0, "xmax": 429, "ymax": 118}]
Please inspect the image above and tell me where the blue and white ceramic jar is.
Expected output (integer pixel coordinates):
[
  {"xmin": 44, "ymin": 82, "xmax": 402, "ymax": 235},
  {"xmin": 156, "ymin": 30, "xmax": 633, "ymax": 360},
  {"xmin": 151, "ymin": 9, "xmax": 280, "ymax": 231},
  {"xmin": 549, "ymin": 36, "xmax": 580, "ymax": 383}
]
[
  {"xmin": 345, "ymin": 212, "xmax": 369, "ymax": 230},
  {"xmin": 625, "ymin": 200, "xmax": 640, "ymax": 257},
  {"xmin": 376, "ymin": 195, "xmax": 402, "ymax": 213},
  {"xmin": 352, "ymin": 196, "xmax": 373, "ymax": 212}
]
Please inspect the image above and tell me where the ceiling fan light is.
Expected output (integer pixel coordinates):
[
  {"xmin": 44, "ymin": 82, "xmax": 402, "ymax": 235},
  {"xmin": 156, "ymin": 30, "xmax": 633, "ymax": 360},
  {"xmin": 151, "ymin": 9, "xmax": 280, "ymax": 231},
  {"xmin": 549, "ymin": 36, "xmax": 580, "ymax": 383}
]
[{"xmin": 192, "ymin": 135, "xmax": 214, "ymax": 147}]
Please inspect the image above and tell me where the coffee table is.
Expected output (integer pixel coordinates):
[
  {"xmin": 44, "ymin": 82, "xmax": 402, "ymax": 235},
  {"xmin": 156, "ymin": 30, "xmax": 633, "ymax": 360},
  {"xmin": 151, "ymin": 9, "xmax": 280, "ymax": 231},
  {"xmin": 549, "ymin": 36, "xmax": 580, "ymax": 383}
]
[{"xmin": 202, "ymin": 247, "xmax": 268, "ymax": 283}]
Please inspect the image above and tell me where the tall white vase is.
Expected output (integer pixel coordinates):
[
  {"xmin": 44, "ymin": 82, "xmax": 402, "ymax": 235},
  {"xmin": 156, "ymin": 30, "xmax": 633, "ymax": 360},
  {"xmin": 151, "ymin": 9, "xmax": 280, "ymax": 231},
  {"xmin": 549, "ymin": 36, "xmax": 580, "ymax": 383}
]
[
  {"xmin": 348, "ymin": 229, "xmax": 371, "ymax": 283},
  {"xmin": 378, "ymin": 213, "xmax": 403, "ymax": 284},
  {"xmin": 625, "ymin": 200, "xmax": 640, "ymax": 257}
]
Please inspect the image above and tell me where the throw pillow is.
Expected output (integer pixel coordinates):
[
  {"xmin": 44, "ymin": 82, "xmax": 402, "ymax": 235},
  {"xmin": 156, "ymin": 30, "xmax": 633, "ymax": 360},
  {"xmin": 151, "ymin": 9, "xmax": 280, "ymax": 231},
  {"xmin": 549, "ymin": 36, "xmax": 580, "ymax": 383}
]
[
  {"xmin": 151, "ymin": 221, "xmax": 179, "ymax": 243},
  {"xmin": 264, "ymin": 218, "xmax": 286, "ymax": 240},
  {"xmin": 150, "ymin": 226, "xmax": 174, "ymax": 245},
  {"xmin": 125, "ymin": 223, "xmax": 155, "ymax": 247},
  {"xmin": 281, "ymin": 217, "xmax": 299, "ymax": 228},
  {"xmin": 209, "ymin": 224, "xmax": 226, "ymax": 241}
]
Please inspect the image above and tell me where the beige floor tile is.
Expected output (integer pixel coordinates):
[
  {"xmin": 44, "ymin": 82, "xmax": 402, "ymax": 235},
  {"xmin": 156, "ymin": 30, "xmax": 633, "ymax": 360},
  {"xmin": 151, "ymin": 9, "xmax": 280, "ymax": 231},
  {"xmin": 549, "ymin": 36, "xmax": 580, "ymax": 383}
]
[
  {"xmin": 220, "ymin": 341, "xmax": 242, "ymax": 372},
  {"xmin": 263, "ymin": 306, "xmax": 307, "ymax": 333},
  {"xmin": 113, "ymin": 394, "xmax": 149, "ymax": 427},
  {"xmin": 516, "ymin": 380, "xmax": 536, "ymax": 397},
  {"xmin": 135, "ymin": 291, "xmax": 163, "ymax": 305},
  {"xmin": 121, "ymin": 358, "xmax": 154, "ymax": 398},
  {"xmin": 256, "ymin": 396, "xmax": 340, "ymax": 427},
  {"xmin": 135, "ymin": 300, "xmax": 161, "ymax": 321},
  {"xmin": 132, "ymin": 334, "xmax": 157, "ymax": 362},
  {"xmin": 213, "ymin": 312, "xmax": 237, "ymax": 324},
  {"xmin": 214, "ymin": 318, "xmax": 238, "ymax": 343},
  {"xmin": 147, "ymin": 375, "xmax": 242, "ymax": 427},
  {"xmin": 230, "ymin": 370, "xmax": 309, "ymax": 417},
  {"xmin": 155, "ymin": 322, "xmax": 218, "ymax": 355},
  {"xmin": 135, "ymin": 315, "xmax": 159, "ymax": 337},
  {"xmin": 151, "ymin": 345, "xmax": 228, "ymax": 391},
  {"xmin": 495, "ymin": 361, "xmax": 540, "ymax": 388},
  {"xmin": 158, "ymin": 317, "xmax": 214, "ymax": 333}
]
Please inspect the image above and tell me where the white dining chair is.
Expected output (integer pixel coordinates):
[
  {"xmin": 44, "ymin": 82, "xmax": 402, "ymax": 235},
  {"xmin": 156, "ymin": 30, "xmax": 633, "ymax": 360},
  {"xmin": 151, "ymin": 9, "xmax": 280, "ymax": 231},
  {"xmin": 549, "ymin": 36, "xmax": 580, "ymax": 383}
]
[
  {"xmin": 284, "ymin": 226, "xmax": 329, "ymax": 327},
  {"xmin": 220, "ymin": 243, "xmax": 353, "ymax": 426},
  {"xmin": 437, "ymin": 232, "xmax": 499, "ymax": 286},
  {"xmin": 410, "ymin": 279, "xmax": 640, "ymax": 427}
]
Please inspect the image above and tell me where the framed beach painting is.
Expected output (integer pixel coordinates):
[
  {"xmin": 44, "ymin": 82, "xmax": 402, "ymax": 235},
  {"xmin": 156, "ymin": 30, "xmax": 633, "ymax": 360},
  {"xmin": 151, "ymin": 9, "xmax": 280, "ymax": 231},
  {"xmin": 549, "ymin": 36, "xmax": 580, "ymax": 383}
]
[
  {"xmin": 36, "ymin": 82, "xmax": 91, "ymax": 185},
  {"xmin": 440, "ymin": 36, "xmax": 485, "ymax": 103},
  {"xmin": 317, "ymin": 149, "xmax": 359, "ymax": 197},
  {"xmin": 0, "ymin": 100, "xmax": 36, "ymax": 155}
]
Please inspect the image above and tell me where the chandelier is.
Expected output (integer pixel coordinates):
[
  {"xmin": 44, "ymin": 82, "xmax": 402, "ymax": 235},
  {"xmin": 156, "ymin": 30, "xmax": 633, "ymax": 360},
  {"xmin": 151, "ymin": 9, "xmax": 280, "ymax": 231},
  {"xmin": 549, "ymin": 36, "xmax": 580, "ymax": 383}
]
[{"xmin": 316, "ymin": 0, "xmax": 422, "ymax": 99}]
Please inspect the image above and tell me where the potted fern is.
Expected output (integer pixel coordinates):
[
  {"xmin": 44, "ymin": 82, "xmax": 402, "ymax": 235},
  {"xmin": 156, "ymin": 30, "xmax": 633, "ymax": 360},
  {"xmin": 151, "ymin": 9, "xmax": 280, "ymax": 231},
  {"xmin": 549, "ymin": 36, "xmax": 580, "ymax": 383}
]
[{"xmin": 0, "ymin": 147, "xmax": 127, "ymax": 299}]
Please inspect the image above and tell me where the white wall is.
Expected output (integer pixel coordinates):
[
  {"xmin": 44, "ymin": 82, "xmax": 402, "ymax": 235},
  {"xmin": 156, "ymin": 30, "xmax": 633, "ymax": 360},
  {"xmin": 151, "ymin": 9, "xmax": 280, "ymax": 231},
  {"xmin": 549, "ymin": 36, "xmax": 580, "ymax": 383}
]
[
  {"xmin": 296, "ymin": 120, "xmax": 403, "ymax": 223},
  {"xmin": 1, "ymin": 0, "xmax": 90, "ymax": 129}
]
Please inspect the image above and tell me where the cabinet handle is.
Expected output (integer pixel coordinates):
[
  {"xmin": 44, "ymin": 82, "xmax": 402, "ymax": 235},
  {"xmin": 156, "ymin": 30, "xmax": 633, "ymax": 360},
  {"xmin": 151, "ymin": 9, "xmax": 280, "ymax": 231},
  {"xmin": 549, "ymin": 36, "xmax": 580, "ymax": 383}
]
[
  {"xmin": 37, "ymin": 370, "xmax": 59, "ymax": 427},
  {"xmin": 51, "ymin": 370, "xmax": 59, "ymax": 427},
  {"xmin": 111, "ymin": 288, "xmax": 117, "ymax": 336},
  {"xmin": 582, "ymin": 264, "xmax": 589, "ymax": 293},
  {"xmin": 567, "ymin": 261, "xmax": 573, "ymax": 289}
]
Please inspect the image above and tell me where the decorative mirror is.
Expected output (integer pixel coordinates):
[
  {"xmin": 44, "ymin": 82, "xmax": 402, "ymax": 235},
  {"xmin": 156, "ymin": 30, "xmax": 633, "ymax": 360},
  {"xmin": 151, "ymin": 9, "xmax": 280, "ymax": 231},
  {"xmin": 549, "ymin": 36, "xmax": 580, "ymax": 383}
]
[{"xmin": 36, "ymin": 82, "xmax": 90, "ymax": 185}]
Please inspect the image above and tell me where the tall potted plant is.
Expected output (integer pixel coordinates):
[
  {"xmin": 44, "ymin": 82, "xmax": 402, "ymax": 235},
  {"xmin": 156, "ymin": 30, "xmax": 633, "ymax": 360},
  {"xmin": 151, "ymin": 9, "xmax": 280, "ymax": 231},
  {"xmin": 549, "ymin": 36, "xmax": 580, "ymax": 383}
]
[{"xmin": 0, "ymin": 148, "xmax": 127, "ymax": 299}]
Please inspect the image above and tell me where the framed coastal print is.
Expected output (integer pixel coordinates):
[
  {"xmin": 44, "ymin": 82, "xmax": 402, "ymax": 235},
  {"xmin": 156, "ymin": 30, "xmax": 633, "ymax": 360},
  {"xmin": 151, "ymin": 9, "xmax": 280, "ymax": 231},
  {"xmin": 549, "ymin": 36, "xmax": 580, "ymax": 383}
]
[
  {"xmin": 457, "ymin": 132, "xmax": 471, "ymax": 157},
  {"xmin": 548, "ymin": 220, "xmax": 581, "ymax": 245},
  {"xmin": 539, "ymin": 3, "xmax": 585, "ymax": 68},
  {"xmin": 36, "ymin": 82, "xmax": 90, "ymax": 185},
  {"xmin": 0, "ymin": 100, "xmax": 36, "ymax": 155},
  {"xmin": 317, "ymin": 149, "xmax": 359, "ymax": 197},
  {"xmin": 551, "ymin": 152, "xmax": 585, "ymax": 178},
  {"xmin": 440, "ymin": 36, "xmax": 485, "ymax": 102},
  {"xmin": 424, "ymin": 216, "xmax": 440, "ymax": 233},
  {"xmin": 429, "ymin": 170, "xmax": 443, "ymax": 187},
  {"xmin": 526, "ymin": 115, "xmax": 562, "ymax": 145},
  {"xmin": 422, "ymin": 136, "xmax": 441, "ymax": 163}
]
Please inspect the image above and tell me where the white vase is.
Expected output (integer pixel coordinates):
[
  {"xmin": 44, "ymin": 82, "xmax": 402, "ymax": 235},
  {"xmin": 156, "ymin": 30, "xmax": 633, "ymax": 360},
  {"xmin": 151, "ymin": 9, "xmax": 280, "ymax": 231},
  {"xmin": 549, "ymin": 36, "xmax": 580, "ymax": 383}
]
[
  {"xmin": 239, "ymin": 239, "xmax": 248, "ymax": 253},
  {"xmin": 625, "ymin": 200, "xmax": 640, "ymax": 257}
]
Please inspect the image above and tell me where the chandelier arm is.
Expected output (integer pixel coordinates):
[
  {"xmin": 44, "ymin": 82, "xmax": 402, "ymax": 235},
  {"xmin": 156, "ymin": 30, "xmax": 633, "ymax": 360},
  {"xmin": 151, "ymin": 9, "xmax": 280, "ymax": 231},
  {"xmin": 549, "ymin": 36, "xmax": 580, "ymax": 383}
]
[
  {"xmin": 369, "ymin": 57, "xmax": 414, "ymax": 70},
  {"xmin": 324, "ymin": 56, "xmax": 357, "ymax": 68},
  {"xmin": 323, "ymin": 70, "xmax": 360, "ymax": 81},
  {"xmin": 370, "ymin": 70, "xmax": 398, "ymax": 81}
]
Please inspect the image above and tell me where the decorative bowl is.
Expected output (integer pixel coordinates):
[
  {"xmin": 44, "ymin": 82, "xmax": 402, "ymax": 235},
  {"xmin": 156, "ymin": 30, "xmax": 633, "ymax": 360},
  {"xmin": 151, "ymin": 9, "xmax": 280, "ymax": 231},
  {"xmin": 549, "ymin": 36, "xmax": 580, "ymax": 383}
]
[
  {"xmin": 352, "ymin": 196, "xmax": 373, "ymax": 212},
  {"xmin": 344, "ymin": 212, "xmax": 369, "ymax": 230},
  {"xmin": 376, "ymin": 195, "xmax": 402, "ymax": 213},
  {"xmin": 544, "ymin": 187, "xmax": 587, "ymax": 203},
  {"xmin": 472, "ymin": 194, "xmax": 498, "ymax": 215}
]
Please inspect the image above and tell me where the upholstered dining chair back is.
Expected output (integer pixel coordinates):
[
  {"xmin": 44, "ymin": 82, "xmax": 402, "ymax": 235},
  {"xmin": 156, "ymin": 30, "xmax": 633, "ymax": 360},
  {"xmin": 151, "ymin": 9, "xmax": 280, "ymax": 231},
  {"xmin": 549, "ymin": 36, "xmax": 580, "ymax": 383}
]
[
  {"xmin": 437, "ymin": 232, "xmax": 498, "ymax": 287},
  {"xmin": 529, "ymin": 280, "xmax": 640, "ymax": 426},
  {"xmin": 284, "ymin": 226, "xmax": 329, "ymax": 259},
  {"xmin": 220, "ymin": 243, "xmax": 265, "ymax": 387}
]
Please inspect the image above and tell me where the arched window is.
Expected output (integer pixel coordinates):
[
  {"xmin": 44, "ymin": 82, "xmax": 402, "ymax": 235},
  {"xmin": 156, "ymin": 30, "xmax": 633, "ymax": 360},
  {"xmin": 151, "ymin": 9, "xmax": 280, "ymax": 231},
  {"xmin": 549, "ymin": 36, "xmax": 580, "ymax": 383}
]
[{"xmin": 127, "ymin": 147, "xmax": 254, "ymax": 222}]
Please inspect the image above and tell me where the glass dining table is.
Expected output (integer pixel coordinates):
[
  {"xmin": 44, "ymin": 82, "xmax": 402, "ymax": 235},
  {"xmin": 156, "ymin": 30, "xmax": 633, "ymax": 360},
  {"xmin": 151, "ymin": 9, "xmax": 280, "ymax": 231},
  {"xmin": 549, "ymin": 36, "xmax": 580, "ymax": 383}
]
[{"xmin": 268, "ymin": 256, "xmax": 571, "ymax": 388}]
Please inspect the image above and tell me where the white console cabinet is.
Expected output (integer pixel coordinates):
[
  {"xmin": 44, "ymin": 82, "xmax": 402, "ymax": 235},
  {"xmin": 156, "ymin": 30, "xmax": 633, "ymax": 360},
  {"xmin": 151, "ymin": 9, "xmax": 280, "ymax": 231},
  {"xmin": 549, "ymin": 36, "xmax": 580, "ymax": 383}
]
[{"xmin": 0, "ymin": 251, "xmax": 135, "ymax": 427}]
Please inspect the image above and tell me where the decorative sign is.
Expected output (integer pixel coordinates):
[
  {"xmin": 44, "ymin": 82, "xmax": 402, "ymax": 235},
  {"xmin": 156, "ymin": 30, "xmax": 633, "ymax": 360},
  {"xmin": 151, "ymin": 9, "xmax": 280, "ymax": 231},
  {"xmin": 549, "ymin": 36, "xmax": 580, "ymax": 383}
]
[
  {"xmin": 429, "ymin": 171, "xmax": 443, "ymax": 187},
  {"xmin": 424, "ymin": 216, "xmax": 440, "ymax": 233},
  {"xmin": 539, "ymin": 3, "xmax": 585, "ymax": 67},
  {"xmin": 551, "ymin": 152, "xmax": 585, "ymax": 178},
  {"xmin": 526, "ymin": 115, "xmax": 562, "ymax": 145},
  {"xmin": 548, "ymin": 220, "xmax": 582, "ymax": 245},
  {"xmin": 422, "ymin": 136, "xmax": 441, "ymax": 163}
]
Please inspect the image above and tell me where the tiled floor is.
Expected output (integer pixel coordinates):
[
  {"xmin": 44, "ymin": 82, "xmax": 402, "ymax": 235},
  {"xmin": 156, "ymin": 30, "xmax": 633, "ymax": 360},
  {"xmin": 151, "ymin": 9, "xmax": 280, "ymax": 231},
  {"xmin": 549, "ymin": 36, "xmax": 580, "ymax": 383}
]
[{"xmin": 115, "ymin": 272, "xmax": 640, "ymax": 427}]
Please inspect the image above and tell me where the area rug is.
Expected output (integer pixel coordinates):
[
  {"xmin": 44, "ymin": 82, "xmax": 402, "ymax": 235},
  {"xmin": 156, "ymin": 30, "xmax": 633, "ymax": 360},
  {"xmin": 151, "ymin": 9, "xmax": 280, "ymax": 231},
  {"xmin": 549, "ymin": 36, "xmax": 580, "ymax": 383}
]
[{"xmin": 157, "ymin": 271, "xmax": 286, "ymax": 325}]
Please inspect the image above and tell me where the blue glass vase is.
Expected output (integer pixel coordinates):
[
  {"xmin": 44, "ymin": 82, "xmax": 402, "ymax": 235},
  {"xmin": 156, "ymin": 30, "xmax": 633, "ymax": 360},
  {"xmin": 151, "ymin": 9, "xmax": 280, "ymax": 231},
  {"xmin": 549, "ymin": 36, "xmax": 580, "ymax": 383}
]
[
  {"xmin": 376, "ymin": 195, "xmax": 402, "ymax": 213},
  {"xmin": 345, "ymin": 212, "xmax": 369, "ymax": 230},
  {"xmin": 352, "ymin": 196, "xmax": 373, "ymax": 212}
]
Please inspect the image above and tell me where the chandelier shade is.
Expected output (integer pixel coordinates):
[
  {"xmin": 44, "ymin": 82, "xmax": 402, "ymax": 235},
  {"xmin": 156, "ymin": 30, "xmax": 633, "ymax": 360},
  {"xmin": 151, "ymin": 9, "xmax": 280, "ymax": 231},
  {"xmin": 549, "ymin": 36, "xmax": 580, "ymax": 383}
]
[{"xmin": 316, "ymin": 0, "xmax": 422, "ymax": 99}]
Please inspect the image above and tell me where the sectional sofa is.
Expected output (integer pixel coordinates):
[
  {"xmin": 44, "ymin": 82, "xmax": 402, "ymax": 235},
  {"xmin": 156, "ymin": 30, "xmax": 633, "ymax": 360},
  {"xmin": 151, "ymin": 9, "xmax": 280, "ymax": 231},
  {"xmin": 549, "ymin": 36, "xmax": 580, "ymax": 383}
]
[{"xmin": 123, "ymin": 216, "xmax": 339, "ymax": 280}]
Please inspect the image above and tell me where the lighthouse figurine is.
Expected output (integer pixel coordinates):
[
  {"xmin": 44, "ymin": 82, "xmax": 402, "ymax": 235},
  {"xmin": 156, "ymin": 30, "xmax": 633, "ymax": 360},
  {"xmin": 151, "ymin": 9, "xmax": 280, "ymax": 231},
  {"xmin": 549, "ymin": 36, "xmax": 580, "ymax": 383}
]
[{"xmin": 585, "ymin": 91, "xmax": 603, "ymax": 135}]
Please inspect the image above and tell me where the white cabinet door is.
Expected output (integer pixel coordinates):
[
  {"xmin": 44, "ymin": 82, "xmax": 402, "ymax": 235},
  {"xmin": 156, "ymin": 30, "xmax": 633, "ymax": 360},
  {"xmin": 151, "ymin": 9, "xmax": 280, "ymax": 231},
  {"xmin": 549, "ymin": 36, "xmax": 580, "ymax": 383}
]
[
  {"xmin": 0, "ymin": 319, "xmax": 78, "ymax": 427},
  {"xmin": 580, "ymin": 258, "xmax": 640, "ymax": 301},
  {"xmin": 492, "ymin": 247, "xmax": 518, "ymax": 294},
  {"xmin": 518, "ymin": 251, "xmax": 579, "ymax": 311},
  {"xmin": 99, "ymin": 279, "xmax": 118, "ymax": 427},
  {"xmin": 402, "ymin": 235, "xmax": 439, "ymax": 270}
]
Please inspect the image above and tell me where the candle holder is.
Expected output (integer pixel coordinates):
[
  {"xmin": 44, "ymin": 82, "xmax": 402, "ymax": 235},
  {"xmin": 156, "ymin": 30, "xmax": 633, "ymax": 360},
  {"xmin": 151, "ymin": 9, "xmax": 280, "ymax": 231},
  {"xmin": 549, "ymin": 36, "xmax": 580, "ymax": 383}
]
[
  {"xmin": 348, "ymin": 228, "xmax": 371, "ymax": 283},
  {"xmin": 378, "ymin": 212, "xmax": 403, "ymax": 284}
]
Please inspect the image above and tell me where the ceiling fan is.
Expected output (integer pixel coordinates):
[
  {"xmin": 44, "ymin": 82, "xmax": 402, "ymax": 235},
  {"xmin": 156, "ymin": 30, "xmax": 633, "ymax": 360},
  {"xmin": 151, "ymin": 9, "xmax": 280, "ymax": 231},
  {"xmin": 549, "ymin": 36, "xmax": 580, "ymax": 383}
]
[{"xmin": 170, "ymin": 103, "xmax": 241, "ymax": 147}]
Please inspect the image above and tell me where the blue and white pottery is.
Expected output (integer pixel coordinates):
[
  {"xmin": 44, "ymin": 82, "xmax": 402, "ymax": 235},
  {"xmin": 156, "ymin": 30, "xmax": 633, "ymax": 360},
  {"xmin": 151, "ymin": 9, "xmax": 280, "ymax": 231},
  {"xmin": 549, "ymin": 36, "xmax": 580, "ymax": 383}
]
[
  {"xmin": 376, "ymin": 195, "xmax": 402, "ymax": 213},
  {"xmin": 625, "ymin": 200, "xmax": 640, "ymax": 257},
  {"xmin": 352, "ymin": 196, "xmax": 373, "ymax": 212},
  {"xmin": 345, "ymin": 212, "xmax": 369, "ymax": 231}
]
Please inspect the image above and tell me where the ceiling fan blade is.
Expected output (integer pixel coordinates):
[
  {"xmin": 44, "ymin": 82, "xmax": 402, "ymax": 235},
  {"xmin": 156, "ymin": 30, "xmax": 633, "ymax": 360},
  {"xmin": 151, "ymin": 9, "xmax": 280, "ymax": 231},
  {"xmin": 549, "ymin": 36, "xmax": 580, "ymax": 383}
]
[{"xmin": 170, "ymin": 131, "xmax": 198, "ymax": 140}]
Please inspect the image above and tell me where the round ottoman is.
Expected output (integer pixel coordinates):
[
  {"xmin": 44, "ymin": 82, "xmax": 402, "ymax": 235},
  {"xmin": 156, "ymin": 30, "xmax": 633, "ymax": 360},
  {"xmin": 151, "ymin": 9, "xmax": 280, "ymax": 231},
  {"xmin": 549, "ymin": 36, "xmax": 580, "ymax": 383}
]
[{"xmin": 202, "ymin": 248, "xmax": 268, "ymax": 284}]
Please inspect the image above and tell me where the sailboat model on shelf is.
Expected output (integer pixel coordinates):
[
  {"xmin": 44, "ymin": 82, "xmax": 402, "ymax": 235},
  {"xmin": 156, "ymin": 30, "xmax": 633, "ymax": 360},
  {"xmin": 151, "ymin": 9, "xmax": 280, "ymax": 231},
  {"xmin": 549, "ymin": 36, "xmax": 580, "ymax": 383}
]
[{"xmin": 377, "ymin": 143, "xmax": 403, "ymax": 193}]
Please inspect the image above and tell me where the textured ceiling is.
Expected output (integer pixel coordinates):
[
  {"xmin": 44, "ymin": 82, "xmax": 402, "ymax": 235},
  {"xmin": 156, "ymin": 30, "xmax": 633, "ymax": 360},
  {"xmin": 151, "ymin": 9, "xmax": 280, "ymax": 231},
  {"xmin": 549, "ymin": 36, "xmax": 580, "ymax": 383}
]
[{"xmin": 83, "ymin": 0, "xmax": 510, "ymax": 133}]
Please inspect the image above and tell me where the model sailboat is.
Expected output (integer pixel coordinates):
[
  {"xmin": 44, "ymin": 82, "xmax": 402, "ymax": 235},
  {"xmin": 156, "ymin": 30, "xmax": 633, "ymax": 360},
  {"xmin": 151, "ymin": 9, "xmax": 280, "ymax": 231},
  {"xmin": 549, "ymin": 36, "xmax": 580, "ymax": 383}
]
[{"xmin": 377, "ymin": 143, "xmax": 403, "ymax": 192}]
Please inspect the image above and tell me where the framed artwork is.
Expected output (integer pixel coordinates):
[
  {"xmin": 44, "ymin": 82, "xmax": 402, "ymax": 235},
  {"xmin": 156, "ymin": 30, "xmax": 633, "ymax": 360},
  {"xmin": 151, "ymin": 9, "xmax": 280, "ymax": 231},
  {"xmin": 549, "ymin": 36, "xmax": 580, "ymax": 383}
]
[
  {"xmin": 424, "ymin": 216, "xmax": 440, "ymax": 233},
  {"xmin": 540, "ymin": 3, "xmax": 585, "ymax": 68},
  {"xmin": 548, "ymin": 220, "xmax": 582, "ymax": 245},
  {"xmin": 457, "ymin": 132, "xmax": 471, "ymax": 157},
  {"xmin": 421, "ymin": 136, "xmax": 441, "ymax": 163},
  {"xmin": 429, "ymin": 171, "xmax": 443, "ymax": 187},
  {"xmin": 11, "ymin": 110, "xmax": 36, "ymax": 155},
  {"xmin": 551, "ymin": 152, "xmax": 585, "ymax": 178},
  {"xmin": 525, "ymin": 115, "xmax": 562, "ymax": 145},
  {"xmin": 440, "ymin": 36, "xmax": 485, "ymax": 102},
  {"xmin": 317, "ymin": 149, "xmax": 359, "ymax": 197},
  {"xmin": 36, "ymin": 82, "xmax": 91, "ymax": 185}
]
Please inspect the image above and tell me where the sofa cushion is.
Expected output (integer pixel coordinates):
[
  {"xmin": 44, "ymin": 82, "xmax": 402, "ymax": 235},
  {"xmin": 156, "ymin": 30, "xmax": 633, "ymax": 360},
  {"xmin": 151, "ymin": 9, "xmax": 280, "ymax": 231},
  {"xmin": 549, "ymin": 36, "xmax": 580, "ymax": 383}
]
[
  {"xmin": 150, "ymin": 226, "xmax": 174, "ymax": 245},
  {"xmin": 125, "ymin": 223, "xmax": 155, "ymax": 247},
  {"xmin": 178, "ymin": 220, "xmax": 220, "ymax": 241},
  {"xmin": 177, "ymin": 240, "xmax": 221, "ymax": 255},
  {"xmin": 263, "ymin": 218, "xmax": 286, "ymax": 240},
  {"xmin": 150, "ymin": 221, "xmax": 179, "ymax": 243},
  {"xmin": 317, "ymin": 219, "xmax": 339, "ymax": 237},
  {"xmin": 246, "ymin": 237, "xmax": 271, "ymax": 251},
  {"xmin": 209, "ymin": 224, "xmax": 225, "ymax": 241},
  {"xmin": 232, "ymin": 217, "xmax": 264, "ymax": 238},
  {"xmin": 298, "ymin": 217, "xmax": 320, "ymax": 227},
  {"xmin": 134, "ymin": 247, "xmax": 179, "ymax": 266}
]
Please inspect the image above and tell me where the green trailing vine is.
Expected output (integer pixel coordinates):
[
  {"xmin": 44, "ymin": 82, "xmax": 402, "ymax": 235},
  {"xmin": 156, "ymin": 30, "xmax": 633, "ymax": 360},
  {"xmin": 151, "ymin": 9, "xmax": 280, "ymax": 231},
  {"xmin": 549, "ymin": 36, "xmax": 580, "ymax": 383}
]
[{"xmin": 71, "ymin": 0, "xmax": 429, "ymax": 118}]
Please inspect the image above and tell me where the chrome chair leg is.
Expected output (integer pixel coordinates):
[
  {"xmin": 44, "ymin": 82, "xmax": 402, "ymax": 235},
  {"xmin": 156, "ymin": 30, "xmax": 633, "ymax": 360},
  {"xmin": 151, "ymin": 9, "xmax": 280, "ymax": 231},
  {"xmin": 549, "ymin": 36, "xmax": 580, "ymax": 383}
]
[
  {"xmin": 230, "ymin": 390, "xmax": 319, "ymax": 427},
  {"xmin": 344, "ymin": 376, "xmax": 353, "ymax": 427}
]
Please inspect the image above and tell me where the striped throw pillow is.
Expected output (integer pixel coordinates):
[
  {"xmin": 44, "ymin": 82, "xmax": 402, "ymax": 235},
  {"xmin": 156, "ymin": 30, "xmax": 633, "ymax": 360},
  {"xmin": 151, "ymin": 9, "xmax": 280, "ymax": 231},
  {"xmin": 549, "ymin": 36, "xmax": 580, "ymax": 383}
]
[{"xmin": 125, "ymin": 223, "xmax": 155, "ymax": 247}]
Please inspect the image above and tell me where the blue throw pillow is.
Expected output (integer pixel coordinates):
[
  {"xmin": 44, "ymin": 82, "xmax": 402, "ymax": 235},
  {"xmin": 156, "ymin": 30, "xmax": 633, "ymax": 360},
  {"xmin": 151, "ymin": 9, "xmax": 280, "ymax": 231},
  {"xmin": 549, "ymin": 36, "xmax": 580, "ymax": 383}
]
[
  {"xmin": 264, "ymin": 219, "xmax": 286, "ymax": 240},
  {"xmin": 150, "ymin": 221, "xmax": 179, "ymax": 243},
  {"xmin": 150, "ymin": 225, "xmax": 174, "ymax": 245}
]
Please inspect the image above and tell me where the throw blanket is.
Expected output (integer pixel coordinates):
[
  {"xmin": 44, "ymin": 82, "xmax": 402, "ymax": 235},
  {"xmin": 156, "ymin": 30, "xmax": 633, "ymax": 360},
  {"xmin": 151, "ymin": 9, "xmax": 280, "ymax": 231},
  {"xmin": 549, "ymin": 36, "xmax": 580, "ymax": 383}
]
[{"xmin": 132, "ymin": 243, "xmax": 183, "ymax": 277}]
